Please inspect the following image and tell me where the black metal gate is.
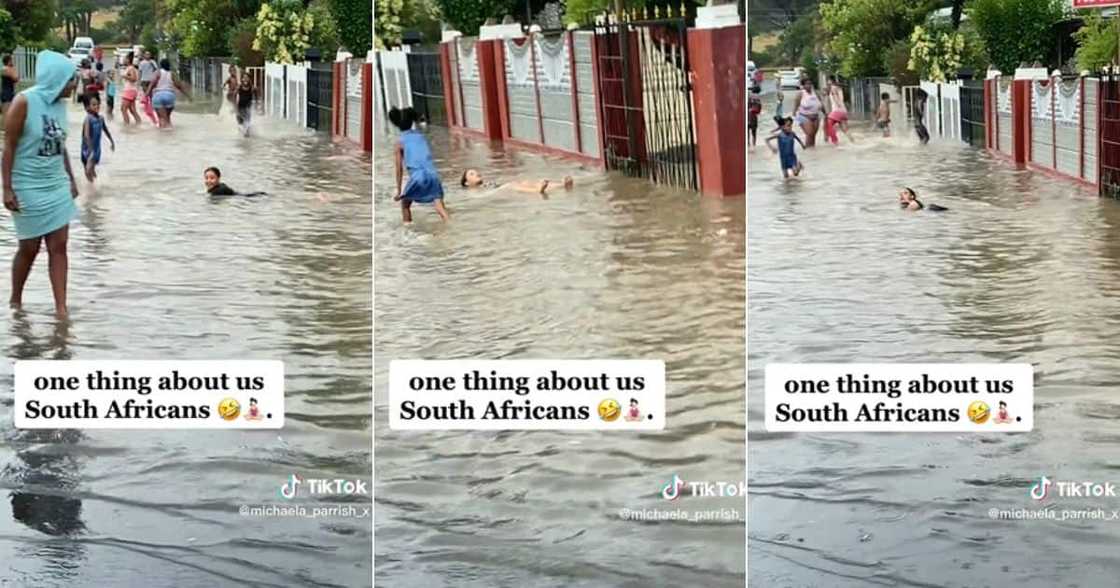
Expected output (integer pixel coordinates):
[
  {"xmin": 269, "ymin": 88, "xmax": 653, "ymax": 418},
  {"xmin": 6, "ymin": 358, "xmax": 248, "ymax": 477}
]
[
  {"xmin": 960, "ymin": 82, "xmax": 986, "ymax": 147},
  {"xmin": 593, "ymin": 12, "xmax": 697, "ymax": 191},
  {"xmin": 407, "ymin": 51, "xmax": 446, "ymax": 127},
  {"xmin": 306, "ymin": 63, "xmax": 333, "ymax": 131},
  {"xmin": 1102, "ymin": 74, "xmax": 1120, "ymax": 198}
]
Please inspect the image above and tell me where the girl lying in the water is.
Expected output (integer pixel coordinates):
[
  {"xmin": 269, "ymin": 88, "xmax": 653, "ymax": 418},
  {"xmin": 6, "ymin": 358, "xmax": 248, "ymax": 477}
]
[
  {"xmin": 460, "ymin": 168, "xmax": 574, "ymax": 196},
  {"xmin": 204, "ymin": 167, "xmax": 266, "ymax": 197},
  {"xmin": 900, "ymin": 187, "xmax": 947, "ymax": 211}
]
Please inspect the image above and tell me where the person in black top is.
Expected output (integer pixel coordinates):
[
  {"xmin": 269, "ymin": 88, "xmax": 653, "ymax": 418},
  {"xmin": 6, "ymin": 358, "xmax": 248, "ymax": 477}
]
[
  {"xmin": 236, "ymin": 75, "xmax": 254, "ymax": 137},
  {"xmin": 1, "ymin": 55, "xmax": 18, "ymax": 115},
  {"xmin": 203, "ymin": 166, "xmax": 265, "ymax": 197},
  {"xmin": 900, "ymin": 187, "xmax": 947, "ymax": 211}
]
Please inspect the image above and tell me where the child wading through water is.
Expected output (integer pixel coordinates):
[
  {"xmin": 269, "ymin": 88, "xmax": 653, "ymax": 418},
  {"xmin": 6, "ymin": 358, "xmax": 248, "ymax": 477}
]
[
  {"xmin": 748, "ymin": 86, "xmax": 762, "ymax": 149},
  {"xmin": 390, "ymin": 107, "xmax": 448, "ymax": 223},
  {"xmin": 876, "ymin": 92, "xmax": 897, "ymax": 137},
  {"xmin": 105, "ymin": 69, "xmax": 116, "ymax": 121},
  {"xmin": 766, "ymin": 117, "xmax": 805, "ymax": 179},
  {"xmin": 81, "ymin": 95, "xmax": 115, "ymax": 183},
  {"xmin": 236, "ymin": 75, "xmax": 254, "ymax": 136},
  {"xmin": 460, "ymin": 169, "xmax": 574, "ymax": 197}
]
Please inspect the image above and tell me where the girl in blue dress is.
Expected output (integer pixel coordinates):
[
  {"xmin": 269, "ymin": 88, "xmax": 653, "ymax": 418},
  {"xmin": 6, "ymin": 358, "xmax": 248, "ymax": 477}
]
[
  {"xmin": 390, "ymin": 107, "xmax": 448, "ymax": 223},
  {"xmin": 765, "ymin": 117, "xmax": 805, "ymax": 179}
]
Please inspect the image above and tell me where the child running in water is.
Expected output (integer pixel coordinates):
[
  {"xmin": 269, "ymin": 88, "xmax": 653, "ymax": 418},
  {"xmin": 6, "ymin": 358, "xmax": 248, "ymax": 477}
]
[
  {"xmin": 765, "ymin": 117, "xmax": 805, "ymax": 179},
  {"xmin": 236, "ymin": 75, "xmax": 254, "ymax": 137},
  {"xmin": 105, "ymin": 69, "xmax": 116, "ymax": 121},
  {"xmin": 460, "ymin": 169, "xmax": 574, "ymax": 196},
  {"xmin": 748, "ymin": 86, "xmax": 762, "ymax": 148},
  {"xmin": 81, "ymin": 95, "xmax": 115, "ymax": 183},
  {"xmin": 390, "ymin": 107, "xmax": 448, "ymax": 223}
]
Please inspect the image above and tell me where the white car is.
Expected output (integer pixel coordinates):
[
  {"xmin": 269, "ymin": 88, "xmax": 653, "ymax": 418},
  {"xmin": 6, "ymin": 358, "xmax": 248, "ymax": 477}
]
[
  {"xmin": 779, "ymin": 67, "xmax": 804, "ymax": 90},
  {"xmin": 68, "ymin": 47, "xmax": 91, "ymax": 66},
  {"xmin": 72, "ymin": 37, "xmax": 94, "ymax": 51}
]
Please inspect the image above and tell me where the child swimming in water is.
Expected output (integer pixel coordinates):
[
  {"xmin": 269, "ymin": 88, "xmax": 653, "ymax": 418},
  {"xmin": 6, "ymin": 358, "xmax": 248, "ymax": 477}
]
[
  {"xmin": 765, "ymin": 117, "xmax": 805, "ymax": 179},
  {"xmin": 390, "ymin": 106, "xmax": 448, "ymax": 223},
  {"xmin": 899, "ymin": 187, "xmax": 947, "ymax": 211},
  {"xmin": 460, "ymin": 169, "xmax": 574, "ymax": 196},
  {"xmin": 203, "ymin": 166, "xmax": 265, "ymax": 196},
  {"xmin": 81, "ymin": 95, "xmax": 115, "ymax": 183}
]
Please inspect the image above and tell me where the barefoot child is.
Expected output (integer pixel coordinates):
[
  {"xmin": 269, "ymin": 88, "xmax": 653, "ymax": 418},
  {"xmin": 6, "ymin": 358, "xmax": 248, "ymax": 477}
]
[
  {"xmin": 236, "ymin": 75, "xmax": 254, "ymax": 136},
  {"xmin": 749, "ymin": 86, "xmax": 762, "ymax": 148},
  {"xmin": 390, "ymin": 107, "xmax": 448, "ymax": 223},
  {"xmin": 460, "ymin": 169, "xmax": 574, "ymax": 196},
  {"xmin": 765, "ymin": 117, "xmax": 805, "ymax": 179},
  {"xmin": 876, "ymin": 92, "xmax": 896, "ymax": 137},
  {"xmin": 81, "ymin": 95, "xmax": 115, "ymax": 183}
]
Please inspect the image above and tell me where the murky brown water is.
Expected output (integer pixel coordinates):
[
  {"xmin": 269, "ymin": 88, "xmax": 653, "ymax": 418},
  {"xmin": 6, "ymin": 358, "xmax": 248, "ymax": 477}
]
[
  {"xmin": 374, "ymin": 122, "xmax": 746, "ymax": 587},
  {"xmin": 749, "ymin": 114, "xmax": 1120, "ymax": 587},
  {"xmin": 0, "ymin": 98, "xmax": 372, "ymax": 587}
]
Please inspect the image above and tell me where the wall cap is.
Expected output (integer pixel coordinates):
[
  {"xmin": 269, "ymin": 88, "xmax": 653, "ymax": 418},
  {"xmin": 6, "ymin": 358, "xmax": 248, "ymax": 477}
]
[
  {"xmin": 441, "ymin": 30, "xmax": 463, "ymax": 43},
  {"xmin": 1014, "ymin": 67, "xmax": 1049, "ymax": 80},
  {"xmin": 695, "ymin": 3, "xmax": 741, "ymax": 29},
  {"xmin": 479, "ymin": 23, "xmax": 525, "ymax": 40}
]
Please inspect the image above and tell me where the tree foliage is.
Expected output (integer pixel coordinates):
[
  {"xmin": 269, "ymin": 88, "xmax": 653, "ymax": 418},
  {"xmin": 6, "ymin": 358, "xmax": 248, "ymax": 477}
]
[
  {"xmin": 5, "ymin": 0, "xmax": 57, "ymax": 47},
  {"xmin": 774, "ymin": 12, "xmax": 818, "ymax": 67},
  {"xmin": 434, "ymin": 0, "xmax": 513, "ymax": 35},
  {"xmin": 967, "ymin": 0, "xmax": 1064, "ymax": 74},
  {"xmin": 819, "ymin": 0, "xmax": 936, "ymax": 77},
  {"xmin": 330, "ymin": 0, "xmax": 371, "ymax": 55},
  {"xmin": 1073, "ymin": 12, "xmax": 1117, "ymax": 73},
  {"xmin": 375, "ymin": 0, "xmax": 404, "ymax": 48},
  {"xmin": 0, "ymin": 8, "xmax": 16, "ymax": 54},
  {"xmin": 254, "ymin": 0, "xmax": 314, "ymax": 63},
  {"xmin": 119, "ymin": 0, "xmax": 156, "ymax": 43},
  {"xmin": 167, "ymin": 0, "xmax": 264, "ymax": 57},
  {"xmin": 908, "ymin": 23, "xmax": 965, "ymax": 82}
]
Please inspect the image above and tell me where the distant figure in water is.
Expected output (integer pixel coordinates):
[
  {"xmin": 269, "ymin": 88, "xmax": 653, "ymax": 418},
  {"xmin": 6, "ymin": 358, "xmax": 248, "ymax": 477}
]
[
  {"xmin": 203, "ymin": 167, "xmax": 264, "ymax": 196},
  {"xmin": 460, "ymin": 169, "xmax": 574, "ymax": 196},
  {"xmin": 900, "ymin": 187, "xmax": 947, "ymax": 211},
  {"xmin": 389, "ymin": 106, "xmax": 448, "ymax": 223}
]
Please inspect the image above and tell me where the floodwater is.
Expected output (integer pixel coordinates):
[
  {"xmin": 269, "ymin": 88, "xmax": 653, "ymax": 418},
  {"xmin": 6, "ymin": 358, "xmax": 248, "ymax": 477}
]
[
  {"xmin": 749, "ymin": 114, "xmax": 1120, "ymax": 586},
  {"xmin": 0, "ymin": 97, "xmax": 373, "ymax": 586},
  {"xmin": 374, "ymin": 123, "xmax": 746, "ymax": 586}
]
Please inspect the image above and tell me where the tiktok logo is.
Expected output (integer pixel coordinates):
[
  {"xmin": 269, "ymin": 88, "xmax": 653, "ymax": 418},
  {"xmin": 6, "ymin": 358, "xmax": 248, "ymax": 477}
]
[
  {"xmin": 662, "ymin": 474, "xmax": 686, "ymax": 501},
  {"xmin": 279, "ymin": 474, "xmax": 303, "ymax": 499},
  {"xmin": 1030, "ymin": 476, "xmax": 1052, "ymax": 501}
]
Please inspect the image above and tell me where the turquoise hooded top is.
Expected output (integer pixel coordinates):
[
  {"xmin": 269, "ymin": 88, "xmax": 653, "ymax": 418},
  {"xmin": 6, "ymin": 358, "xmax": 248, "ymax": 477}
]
[{"xmin": 10, "ymin": 50, "xmax": 77, "ymax": 239}]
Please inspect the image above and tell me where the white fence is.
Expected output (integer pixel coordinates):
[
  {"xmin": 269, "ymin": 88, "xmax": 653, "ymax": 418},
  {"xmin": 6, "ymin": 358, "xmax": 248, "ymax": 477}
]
[
  {"xmin": 13, "ymin": 47, "xmax": 37, "ymax": 83},
  {"xmin": 919, "ymin": 80, "xmax": 964, "ymax": 143},
  {"xmin": 345, "ymin": 59, "xmax": 364, "ymax": 140},
  {"xmin": 377, "ymin": 49, "xmax": 412, "ymax": 111},
  {"xmin": 264, "ymin": 61, "xmax": 309, "ymax": 127}
]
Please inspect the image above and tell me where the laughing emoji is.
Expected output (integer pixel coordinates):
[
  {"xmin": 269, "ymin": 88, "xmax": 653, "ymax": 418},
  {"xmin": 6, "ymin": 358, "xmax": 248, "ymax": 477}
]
[
  {"xmin": 597, "ymin": 398, "xmax": 621, "ymax": 422},
  {"xmin": 967, "ymin": 401, "xmax": 990, "ymax": 424}
]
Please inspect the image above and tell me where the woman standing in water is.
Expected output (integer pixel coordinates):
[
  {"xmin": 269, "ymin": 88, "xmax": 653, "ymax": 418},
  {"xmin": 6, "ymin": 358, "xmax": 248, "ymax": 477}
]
[
  {"xmin": 2, "ymin": 51, "xmax": 80, "ymax": 317},
  {"xmin": 119, "ymin": 53, "xmax": 141, "ymax": 125},
  {"xmin": 792, "ymin": 78, "xmax": 822, "ymax": 147},
  {"xmin": 1, "ymin": 55, "xmax": 19, "ymax": 115},
  {"xmin": 148, "ymin": 59, "xmax": 191, "ymax": 129}
]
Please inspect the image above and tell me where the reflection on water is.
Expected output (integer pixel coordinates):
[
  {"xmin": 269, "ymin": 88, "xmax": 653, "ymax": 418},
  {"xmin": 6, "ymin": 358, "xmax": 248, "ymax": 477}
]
[
  {"xmin": 0, "ymin": 99, "xmax": 372, "ymax": 587},
  {"xmin": 374, "ymin": 122, "xmax": 746, "ymax": 587},
  {"xmin": 748, "ymin": 128, "xmax": 1120, "ymax": 586}
]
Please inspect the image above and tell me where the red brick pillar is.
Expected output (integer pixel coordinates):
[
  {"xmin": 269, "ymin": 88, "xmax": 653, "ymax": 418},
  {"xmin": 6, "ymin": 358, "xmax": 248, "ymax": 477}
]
[
  {"xmin": 361, "ymin": 62, "xmax": 373, "ymax": 152},
  {"xmin": 439, "ymin": 42, "xmax": 458, "ymax": 127},
  {"xmin": 476, "ymin": 39, "xmax": 505, "ymax": 141},
  {"xmin": 984, "ymin": 79, "xmax": 992, "ymax": 149},
  {"xmin": 1012, "ymin": 79, "xmax": 1031, "ymax": 166},
  {"xmin": 688, "ymin": 24, "xmax": 745, "ymax": 198}
]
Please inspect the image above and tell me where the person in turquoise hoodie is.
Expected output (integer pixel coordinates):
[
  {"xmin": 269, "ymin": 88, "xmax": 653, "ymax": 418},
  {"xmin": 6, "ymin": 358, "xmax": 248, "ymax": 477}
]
[{"xmin": 2, "ymin": 50, "xmax": 80, "ymax": 318}]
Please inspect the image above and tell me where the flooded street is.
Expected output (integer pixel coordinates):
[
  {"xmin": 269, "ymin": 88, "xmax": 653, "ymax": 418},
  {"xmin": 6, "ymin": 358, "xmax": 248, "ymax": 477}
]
[
  {"xmin": 748, "ymin": 125, "xmax": 1120, "ymax": 586},
  {"xmin": 374, "ymin": 123, "xmax": 746, "ymax": 587},
  {"xmin": 0, "ymin": 99, "xmax": 373, "ymax": 587}
]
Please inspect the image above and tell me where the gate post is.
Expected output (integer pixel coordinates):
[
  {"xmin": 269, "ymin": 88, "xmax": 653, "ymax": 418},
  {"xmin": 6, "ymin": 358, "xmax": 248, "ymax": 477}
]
[
  {"xmin": 475, "ymin": 39, "xmax": 505, "ymax": 141},
  {"xmin": 361, "ymin": 62, "xmax": 373, "ymax": 152},
  {"xmin": 1012, "ymin": 79, "xmax": 1031, "ymax": 166},
  {"xmin": 332, "ymin": 61, "xmax": 344, "ymax": 138},
  {"xmin": 687, "ymin": 23, "xmax": 745, "ymax": 197},
  {"xmin": 439, "ymin": 42, "xmax": 458, "ymax": 127}
]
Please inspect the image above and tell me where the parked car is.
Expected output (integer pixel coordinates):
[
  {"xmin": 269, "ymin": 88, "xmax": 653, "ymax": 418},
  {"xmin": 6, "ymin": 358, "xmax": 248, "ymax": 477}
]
[
  {"xmin": 779, "ymin": 67, "xmax": 804, "ymax": 90},
  {"xmin": 68, "ymin": 47, "xmax": 91, "ymax": 66},
  {"xmin": 72, "ymin": 37, "xmax": 94, "ymax": 52}
]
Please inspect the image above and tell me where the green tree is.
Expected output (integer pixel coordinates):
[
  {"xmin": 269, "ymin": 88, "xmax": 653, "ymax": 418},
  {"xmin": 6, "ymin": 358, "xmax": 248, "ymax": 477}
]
[
  {"xmin": 375, "ymin": 0, "xmax": 404, "ymax": 48},
  {"xmin": 308, "ymin": 0, "xmax": 340, "ymax": 55},
  {"xmin": 967, "ymin": 0, "xmax": 1064, "ymax": 74},
  {"xmin": 0, "ymin": 8, "xmax": 16, "ymax": 54},
  {"xmin": 775, "ymin": 12, "xmax": 818, "ymax": 66},
  {"xmin": 254, "ymin": 0, "xmax": 313, "ymax": 63},
  {"xmin": 435, "ymin": 0, "xmax": 513, "ymax": 35},
  {"xmin": 819, "ymin": 0, "xmax": 935, "ymax": 77},
  {"xmin": 119, "ymin": 0, "xmax": 155, "ymax": 43},
  {"xmin": 57, "ymin": 0, "xmax": 96, "ymax": 44},
  {"xmin": 908, "ymin": 22, "xmax": 965, "ymax": 82},
  {"xmin": 330, "ymin": 0, "xmax": 371, "ymax": 54},
  {"xmin": 1073, "ymin": 13, "xmax": 1118, "ymax": 73},
  {"xmin": 6, "ymin": 0, "xmax": 58, "ymax": 47}
]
